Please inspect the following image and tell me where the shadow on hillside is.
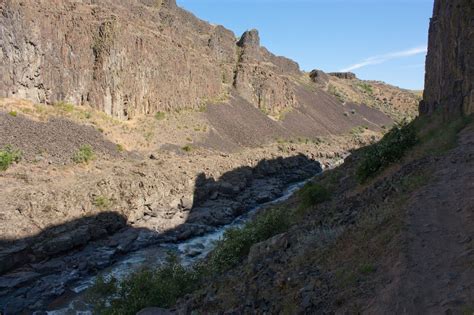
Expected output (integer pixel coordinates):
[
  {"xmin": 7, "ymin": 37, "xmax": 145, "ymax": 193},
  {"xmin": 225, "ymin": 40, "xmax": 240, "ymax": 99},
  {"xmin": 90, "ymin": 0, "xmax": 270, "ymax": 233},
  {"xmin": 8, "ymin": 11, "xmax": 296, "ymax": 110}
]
[{"xmin": 0, "ymin": 154, "xmax": 322, "ymax": 314}]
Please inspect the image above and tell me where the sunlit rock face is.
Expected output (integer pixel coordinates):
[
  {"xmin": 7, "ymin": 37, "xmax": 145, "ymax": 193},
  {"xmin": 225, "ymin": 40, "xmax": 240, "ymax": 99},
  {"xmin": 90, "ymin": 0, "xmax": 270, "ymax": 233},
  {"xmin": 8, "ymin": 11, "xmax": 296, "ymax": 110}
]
[
  {"xmin": 0, "ymin": 0, "xmax": 301, "ymax": 120},
  {"xmin": 421, "ymin": 0, "xmax": 473, "ymax": 117}
]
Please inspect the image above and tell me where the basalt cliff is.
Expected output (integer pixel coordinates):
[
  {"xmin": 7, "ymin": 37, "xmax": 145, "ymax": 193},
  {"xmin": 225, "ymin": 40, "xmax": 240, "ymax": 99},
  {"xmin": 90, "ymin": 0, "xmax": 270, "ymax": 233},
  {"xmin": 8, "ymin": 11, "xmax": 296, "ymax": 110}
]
[{"xmin": 421, "ymin": 0, "xmax": 473, "ymax": 117}]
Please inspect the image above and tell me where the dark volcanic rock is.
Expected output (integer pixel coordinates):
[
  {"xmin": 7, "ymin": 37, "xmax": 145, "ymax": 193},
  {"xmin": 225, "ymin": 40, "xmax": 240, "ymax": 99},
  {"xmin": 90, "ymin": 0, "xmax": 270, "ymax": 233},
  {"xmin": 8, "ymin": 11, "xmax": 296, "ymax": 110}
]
[
  {"xmin": 421, "ymin": 0, "xmax": 473, "ymax": 117},
  {"xmin": 309, "ymin": 69, "xmax": 330, "ymax": 85},
  {"xmin": 237, "ymin": 29, "xmax": 261, "ymax": 49},
  {"xmin": 328, "ymin": 72, "xmax": 357, "ymax": 80}
]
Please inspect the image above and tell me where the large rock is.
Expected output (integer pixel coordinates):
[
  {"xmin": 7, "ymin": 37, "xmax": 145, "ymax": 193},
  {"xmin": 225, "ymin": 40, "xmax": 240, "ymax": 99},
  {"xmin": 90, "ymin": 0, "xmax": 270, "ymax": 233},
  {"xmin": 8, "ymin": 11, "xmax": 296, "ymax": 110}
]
[
  {"xmin": 309, "ymin": 69, "xmax": 329, "ymax": 86},
  {"xmin": 421, "ymin": 0, "xmax": 473, "ymax": 117}
]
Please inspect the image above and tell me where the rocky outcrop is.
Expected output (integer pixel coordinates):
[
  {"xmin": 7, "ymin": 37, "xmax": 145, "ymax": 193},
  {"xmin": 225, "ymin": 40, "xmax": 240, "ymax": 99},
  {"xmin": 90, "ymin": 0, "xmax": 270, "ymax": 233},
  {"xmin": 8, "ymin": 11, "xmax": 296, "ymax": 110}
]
[
  {"xmin": 0, "ymin": 0, "xmax": 301, "ymax": 119},
  {"xmin": 233, "ymin": 29, "xmax": 299, "ymax": 116},
  {"xmin": 309, "ymin": 69, "xmax": 330, "ymax": 86},
  {"xmin": 420, "ymin": 0, "xmax": 473, "ymax": 117},
  {"xmin": 328, "ymin": 72, "xmax": 357, "ymax": 80}
]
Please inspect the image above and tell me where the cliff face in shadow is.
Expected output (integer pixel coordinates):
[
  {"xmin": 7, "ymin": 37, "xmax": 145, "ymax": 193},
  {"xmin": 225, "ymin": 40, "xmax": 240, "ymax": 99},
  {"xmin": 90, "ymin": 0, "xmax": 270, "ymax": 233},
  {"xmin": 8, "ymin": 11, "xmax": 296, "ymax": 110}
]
[
  {"xmin": 421, "ymin": 0, "xmax": 473, "ymax": 117},
  {"xmin": 0, "ymin": 154, "xmax": 322, "ymax": 314}
]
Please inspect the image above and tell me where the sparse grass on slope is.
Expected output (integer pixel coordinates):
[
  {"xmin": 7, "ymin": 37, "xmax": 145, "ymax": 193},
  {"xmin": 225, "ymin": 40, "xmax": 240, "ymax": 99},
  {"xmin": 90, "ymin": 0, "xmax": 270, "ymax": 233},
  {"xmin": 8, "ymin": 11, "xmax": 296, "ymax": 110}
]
[
  {"xmin": 72, "ymin": 145, "xmax": 95, "ymax": 164},
  {"xmin": 0, "ymin": 145, "xmax": 22, "ymax": 171}
]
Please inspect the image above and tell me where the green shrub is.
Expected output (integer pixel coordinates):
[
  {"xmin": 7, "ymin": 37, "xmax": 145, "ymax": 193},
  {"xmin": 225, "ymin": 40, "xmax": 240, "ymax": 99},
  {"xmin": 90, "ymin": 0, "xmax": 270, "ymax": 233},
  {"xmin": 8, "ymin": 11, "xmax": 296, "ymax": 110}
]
[
  {"xmin": 72, "ymin": 145, "xmax": 95, "ymax": 164},
  {"xmin": 116, "ymin": 144, "xmax": 125, "ymax": 152},
  {"xmin": 93, "ymin": 195, "xmax": 111, "ymax": 209},
  {"xmin": 88, "ymin": 254, "xmax": 200, "ymax": 315},
  {"xmin": 357, "ymin": 83, "xmax": 373, "ymax": 95},
  {"xmin": 8, "ymin": 111, "xmax": 17, "ymax": 117},
  {"xmin": 356, "ymin": 121, "xmax": 417, "ymax": 182},
  {"xmin": 182, "ymin": 145, "xmax": 192, "ymax": 152},
  {"xmin": 155, "ymin": 111, "xmax": 166, "ymax": 120},
  {"xmin": 208, "ymin": 208, "xmax": 290, "ymax": 272},
  {"xmin": 328, "ymin": 84, "xmax": 345, "ymax": 103},
  {"xmin": 0, "ymin": 145, "xmax": 22, "ymax": 171},
  {"xmin": 298, "ymin": 183, "xmax": 331, "ymax": 208}
]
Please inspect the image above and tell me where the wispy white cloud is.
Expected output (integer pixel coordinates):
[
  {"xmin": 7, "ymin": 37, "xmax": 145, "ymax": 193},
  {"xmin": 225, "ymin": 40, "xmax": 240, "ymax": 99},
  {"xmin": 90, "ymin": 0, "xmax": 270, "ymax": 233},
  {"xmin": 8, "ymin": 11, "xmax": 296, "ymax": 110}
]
[{"xmin": 340, "ymin": 46, "xmax": 427, "ymax": 72}]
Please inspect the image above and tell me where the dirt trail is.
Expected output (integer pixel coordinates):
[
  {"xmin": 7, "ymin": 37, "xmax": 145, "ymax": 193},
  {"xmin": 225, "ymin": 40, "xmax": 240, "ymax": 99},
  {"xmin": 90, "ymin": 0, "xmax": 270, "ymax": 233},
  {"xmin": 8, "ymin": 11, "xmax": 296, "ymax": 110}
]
[{"xmin": 368, "ymin": 126, "xmax": 474, "ymax": 314}]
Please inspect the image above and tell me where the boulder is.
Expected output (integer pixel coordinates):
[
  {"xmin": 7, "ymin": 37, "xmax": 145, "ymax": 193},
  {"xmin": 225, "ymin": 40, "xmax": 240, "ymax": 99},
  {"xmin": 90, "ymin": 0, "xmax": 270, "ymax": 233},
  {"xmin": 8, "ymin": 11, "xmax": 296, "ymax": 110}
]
[{"xmin": 309, "ymin": 69, "xmax": 329, "ymax": 85}]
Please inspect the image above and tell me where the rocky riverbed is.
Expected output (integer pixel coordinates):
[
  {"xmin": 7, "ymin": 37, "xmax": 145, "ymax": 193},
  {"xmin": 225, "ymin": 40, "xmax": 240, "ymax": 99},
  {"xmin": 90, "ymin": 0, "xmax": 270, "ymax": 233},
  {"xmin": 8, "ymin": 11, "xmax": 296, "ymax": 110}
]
[{"xmin": 0, "ymin": 154, "xmax": 330, "ymax": 314}]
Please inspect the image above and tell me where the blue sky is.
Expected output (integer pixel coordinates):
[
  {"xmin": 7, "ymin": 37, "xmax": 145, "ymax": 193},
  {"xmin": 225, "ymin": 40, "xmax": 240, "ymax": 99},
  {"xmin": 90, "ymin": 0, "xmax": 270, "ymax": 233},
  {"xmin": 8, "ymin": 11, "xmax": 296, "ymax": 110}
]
[{"xmin": 177, "ymin": 0, "xmax": 434, "ymax": 90}]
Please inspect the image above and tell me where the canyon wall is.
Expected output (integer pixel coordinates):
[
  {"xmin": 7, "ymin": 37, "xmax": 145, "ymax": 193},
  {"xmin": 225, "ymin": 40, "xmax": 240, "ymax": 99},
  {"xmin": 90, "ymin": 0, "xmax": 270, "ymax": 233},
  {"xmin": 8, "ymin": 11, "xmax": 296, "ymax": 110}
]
[
  {"xmin": 421, "ymin": 0, "xmax": 473, "ymax": 117},
  {"xmin": 0, "ymin": 0, "xmax": 300, "ymax": 119}
]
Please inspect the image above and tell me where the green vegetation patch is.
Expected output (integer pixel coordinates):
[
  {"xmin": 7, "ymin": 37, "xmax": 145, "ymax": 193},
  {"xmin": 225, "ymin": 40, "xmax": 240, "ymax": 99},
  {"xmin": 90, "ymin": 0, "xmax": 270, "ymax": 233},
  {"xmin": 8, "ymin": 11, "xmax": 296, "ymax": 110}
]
[
  {"xmin": 298, "ymin": 183, "xmax": 331, "ymax": 209},
  {"xmin": 53, "ymin": 101, "xmax": 75, "ymax": 113},
  {"xmin": 0, "ymin": 145, "xmax": 22, "ymax": 171},
  {"xmin": 87, "ymin": 254, "xmax": 200, "ymax": 315},
  {"xmin": 356, "ymin": 121, "xmax": 417, "ymax": 182},
  {"xmin": 154, "ymin": 111, "xmax": 166, "ymax": 121},
  {"xmin": 8, "ymin": 111, "xmax": 17, "ymax": 117},
  {"xmin": 72, "ymin": 144, "xmax": 96, "ymax": 164},
  {"xmin": 356, "ymin": 82, "xmax": 374, "ymax": 95},
  {"xmin": 413, "ymin": 112, "xmax": 473, "ymax": 156},
  {"xmin": 328, "ymin": 84, "xmax": 346, "ymax": 103},
  {"xmin": 181, "ymin": 145, "xmax": 193, "ymax": 152},
  {"xmin": 208, "ymin": 207, "xmax": 290, "ymax": 272},
  {"xmin": 93, "ymin": 195, "xmax": 112, "ymax": 210}
]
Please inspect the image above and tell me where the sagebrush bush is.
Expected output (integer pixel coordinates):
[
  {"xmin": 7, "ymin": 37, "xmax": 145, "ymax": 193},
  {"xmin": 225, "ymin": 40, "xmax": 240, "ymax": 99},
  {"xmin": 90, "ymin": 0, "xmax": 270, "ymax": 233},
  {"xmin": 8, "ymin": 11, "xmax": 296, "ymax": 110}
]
[
  {"xmin": 93, "ymin": 195, "xmax": 111, "ymax": 209},
  {"xmin": 72, "ymin": 144, "xmax": 95, "ymax": 164},
  {"xmin": 0, "ymin": 145, "xmax": 22, "ymax": 171},
  {"xmin": 208, "ymin": 207, "xmax": 290, "ymax": 272},
  {"xmin": 155, "ymin": 111, "xmax": 166, "ymax": 120},
  {"xmin": 356, "ymin": 121, "xmax": 417, "ymax": 182},
  {"xmin": 88, "ymin": 254, "xmax": 200, "ymax": 315},
  {"xmin": 182, "ymin": 145, "xmax": 192, "ymax": 152},
  {"xmin": 298, "ymin": 183, "xmax": 331, "ymax": 208}
]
